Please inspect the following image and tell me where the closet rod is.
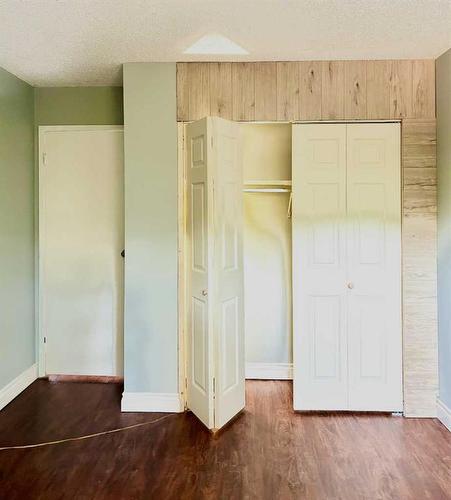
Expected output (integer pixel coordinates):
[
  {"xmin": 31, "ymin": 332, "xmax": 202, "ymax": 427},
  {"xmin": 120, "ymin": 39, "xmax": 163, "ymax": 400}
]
[
  {"xmin": 243, "ymin": 188, "xmax": 291, "ymax": 193},
  {"xmin": 244, "ymin": 180, "xmax": 292, "ymax": 187}
]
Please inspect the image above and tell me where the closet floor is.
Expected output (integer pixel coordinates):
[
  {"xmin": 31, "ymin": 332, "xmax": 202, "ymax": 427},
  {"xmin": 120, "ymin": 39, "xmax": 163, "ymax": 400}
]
[{"xmin": 0, "ymin": 379, "xmax": 450, "ymax": 500}]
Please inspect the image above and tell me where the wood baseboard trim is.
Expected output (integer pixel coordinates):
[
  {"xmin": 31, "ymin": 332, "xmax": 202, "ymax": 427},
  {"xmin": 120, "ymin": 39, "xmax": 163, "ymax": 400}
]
[
  {"xmin": 47, "ymin": 375, "xmax": 124, "ymax": 384},
  {"xmin": 437, "ymin": 399, "xmax": 451, "ymax": 432},
  {"xmin": 0, "ymin": 364, "xmax": 37, "ymax": 411},
  {"xmin": 245, "ymin": 362, "xmax": 293, "ymax": 380}
]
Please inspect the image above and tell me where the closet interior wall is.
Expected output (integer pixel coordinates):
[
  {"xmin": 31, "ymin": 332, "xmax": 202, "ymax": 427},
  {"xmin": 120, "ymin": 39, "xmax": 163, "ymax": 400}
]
[
  {"xmin": 242, "ymin": 124, "xmax": 293, "ymax": 379},
  {"xmin": 177, "ymin": 59, "xmax": 438, "ymax": 417}
]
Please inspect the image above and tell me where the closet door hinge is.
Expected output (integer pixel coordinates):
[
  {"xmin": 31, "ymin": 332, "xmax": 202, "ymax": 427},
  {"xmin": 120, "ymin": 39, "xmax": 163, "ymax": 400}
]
[
  {"xmin": 42, "ymin": 152, "xmax": 47, "ymax": 166},
  {"xmin": 287, "ymin": 192, "xmax": 293, "ymax": 219},
  {"xmin": 43, "ymin": 336, "xmax": 47, "ymax": 344},
  {"xmin": 212, "ymin": 377, "xmax": 216, "ymax": 398},
  {"xmin": 184, "ymin": 377, "xmax": 188, "ymax": 410}
]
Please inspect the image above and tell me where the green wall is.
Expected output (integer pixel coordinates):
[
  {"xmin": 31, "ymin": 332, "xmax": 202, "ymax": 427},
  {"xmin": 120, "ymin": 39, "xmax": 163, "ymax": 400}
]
[
  {"xmin": 33, "ymin": 85, "xmax": 123, "ymax": 376},
  {"xmin": 0, "ymin": 68, "xmax": 35, "ymax": 388},
  {"xmin": 0, "ymin": 79, "xmax": 123, "ymax": 393},
  {"xmin": 437, "ymin": 48, "xmax": 451, "ymax": 409},
  {"xmin": 34, "ymin": 87, "xmax": 123, "ymax": 126},
  {"xmin": 122, "ymin": 63, "xmax": 178, "ymax": 395}
]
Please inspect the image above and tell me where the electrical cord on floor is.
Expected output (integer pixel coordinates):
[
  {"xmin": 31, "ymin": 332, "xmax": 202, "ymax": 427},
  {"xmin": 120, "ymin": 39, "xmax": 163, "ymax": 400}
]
[{"xmin": 0, "ymin": 413, "xmax": 176, "ymax": 451}]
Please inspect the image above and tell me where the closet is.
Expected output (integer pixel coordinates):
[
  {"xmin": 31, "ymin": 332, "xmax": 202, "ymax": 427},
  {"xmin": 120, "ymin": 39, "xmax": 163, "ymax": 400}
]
[
  {"xmin": 183, "ymin": 118, "xmax": 403, "ymax": 431},
  {"xmin": 242, "ymin": 124, "xmax": 293, "ymax": 380}
]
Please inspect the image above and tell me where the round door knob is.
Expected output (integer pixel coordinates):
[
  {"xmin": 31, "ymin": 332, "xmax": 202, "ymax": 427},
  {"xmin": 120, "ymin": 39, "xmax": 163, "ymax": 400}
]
[
  {"xmin": 347, "ymin": 282, "xmax": 354, "ymax": 289},
  {"xmin": 201, "ymin": 289, "xmax": 208, "ymax": 296}
]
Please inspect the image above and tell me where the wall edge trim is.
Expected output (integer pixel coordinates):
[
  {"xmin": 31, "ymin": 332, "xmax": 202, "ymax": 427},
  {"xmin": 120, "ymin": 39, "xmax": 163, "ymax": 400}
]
[
  {"xmin": 437, "ymin": 398, "xmax": 451, "ymax": 432},
  {"xmin": 245, "ymin": 362, "xmax": 293, "ymax": 380},
  {"xmin": 121, "ymin": 392, "xmax": 184, "ymax": 413},
  {"xmin": 0, "ymin": 364, "xmax": 37, "ymax": 412}
]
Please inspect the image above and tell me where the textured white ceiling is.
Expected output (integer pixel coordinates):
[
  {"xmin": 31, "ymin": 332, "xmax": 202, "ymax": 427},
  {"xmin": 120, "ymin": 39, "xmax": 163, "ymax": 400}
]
[{"xmin": 0, "ymin": 0, "xmax": 450, "ymax": 87}]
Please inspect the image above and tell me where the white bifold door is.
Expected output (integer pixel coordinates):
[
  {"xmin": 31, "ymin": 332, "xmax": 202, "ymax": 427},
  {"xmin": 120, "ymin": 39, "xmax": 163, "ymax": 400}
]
[
  {"xmin": 292, "ymin": 123, "xmax": 402, "ymax": 412},
  {"xmin": 185, "ymin": 117, "xmax": 245, "ymax": 430}
]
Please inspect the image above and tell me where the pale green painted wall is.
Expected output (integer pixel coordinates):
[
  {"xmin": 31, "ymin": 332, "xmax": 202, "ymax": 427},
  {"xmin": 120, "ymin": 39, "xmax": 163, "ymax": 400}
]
[
  {"xmin": 123, "ymin": 63, "xmax": 178, "ymax": 394},
  {"xmin": 34, "ymin": 87, "xmax": 123, "ymax": 126},
  {"xmin": 0, "ymin": 67, "xmax": 35, "ymax": 388},
  {"xmin": 33, "ymin": 86, "xmax": 123, "ymax": 380},
  {"xmin": 437, "ymin": 48, "xmax": 451, "ymax": 409}
]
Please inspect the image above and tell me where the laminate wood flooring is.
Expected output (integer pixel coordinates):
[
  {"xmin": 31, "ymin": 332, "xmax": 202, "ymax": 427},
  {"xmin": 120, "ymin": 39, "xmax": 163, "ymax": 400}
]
[{"xmin": 0, "ymin": 380, "xmax": 449, "ymax": 499}]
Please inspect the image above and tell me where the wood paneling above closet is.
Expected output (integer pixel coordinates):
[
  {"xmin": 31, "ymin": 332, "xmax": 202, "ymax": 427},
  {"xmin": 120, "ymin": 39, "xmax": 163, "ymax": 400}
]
[{"xmin": 176, "ymin": 59, "xmax": 435, "ymax": 122}]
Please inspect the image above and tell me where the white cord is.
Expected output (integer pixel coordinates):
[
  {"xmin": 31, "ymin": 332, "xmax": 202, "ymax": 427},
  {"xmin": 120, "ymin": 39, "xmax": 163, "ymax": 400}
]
[{"xmin": 0, "ymin": 413, "xmax": 176, "ymax": 451}]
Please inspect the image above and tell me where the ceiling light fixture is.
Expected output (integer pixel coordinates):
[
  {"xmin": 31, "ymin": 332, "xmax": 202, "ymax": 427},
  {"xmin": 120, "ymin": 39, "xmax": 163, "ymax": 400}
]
[{"xmin": 184, "ymin": 34, "xmax": 248, "ymax": 55}]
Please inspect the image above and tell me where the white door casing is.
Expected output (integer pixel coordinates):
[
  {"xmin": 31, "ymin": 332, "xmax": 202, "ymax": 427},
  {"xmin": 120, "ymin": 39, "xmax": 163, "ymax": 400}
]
[
  {"xmin": 185, "ymin": 117, "xmax": 245, "ymax": 430},
  {"xmin": 39, "ymin": 126, "xmax": 124, "ymax": 377},
  {"xmin": 292, "ymin": 122, "xmax": 402, "ymax": 411}
]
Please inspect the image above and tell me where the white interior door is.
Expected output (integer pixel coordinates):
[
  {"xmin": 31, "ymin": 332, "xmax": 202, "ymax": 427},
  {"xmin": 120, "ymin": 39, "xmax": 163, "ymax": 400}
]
[
  {"xmin": 292, "ymin": 122, "xmax": 402, "ymax": 412},
  {"xmin": 185, "ymin": 117, "xmax": 244, "ymax": 430},
  {"xmin": 292, "ymin": 124, "xmax": 348, "ymax": 410},
  {"xmin": 40, "ymin": 126, "xmax": 124, "ymax": 377},
  {"xmin": 346, "ymin": 123, "xmax": 402, "ymax": 411}
]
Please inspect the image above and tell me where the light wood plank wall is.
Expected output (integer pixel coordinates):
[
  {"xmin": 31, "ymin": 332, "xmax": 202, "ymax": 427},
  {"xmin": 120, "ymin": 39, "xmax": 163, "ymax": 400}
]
[
  {"xmin": 402, "ymin": 119, "xmax": 438, "ymax": 416},
  {"xmin": 176, "ymin": 60, "xmax": 435, "ymax": 121},
  {"xmin": 177, "ymin": 59, "xmax": 438, "ymax": 417}
]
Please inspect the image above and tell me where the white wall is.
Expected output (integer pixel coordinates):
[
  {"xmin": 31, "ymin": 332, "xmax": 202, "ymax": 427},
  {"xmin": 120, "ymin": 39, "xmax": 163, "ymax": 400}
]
[
  {"xmin": 244, "ymin": 192, "xmax": 292, "ymax": 364},
  {"xmin": 123, "ymin": 63, "xmax": 178, "ymax": 395}
]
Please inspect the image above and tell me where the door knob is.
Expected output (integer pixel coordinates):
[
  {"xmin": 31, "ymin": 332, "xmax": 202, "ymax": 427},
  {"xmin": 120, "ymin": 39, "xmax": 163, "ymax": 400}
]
[
  {"xmin": 201, "ymin": 289, "xmax": 208, "ymax": 296},
  {"xmin": 347, "ymin": 282, "xmax": 354, "ymax": 290}
]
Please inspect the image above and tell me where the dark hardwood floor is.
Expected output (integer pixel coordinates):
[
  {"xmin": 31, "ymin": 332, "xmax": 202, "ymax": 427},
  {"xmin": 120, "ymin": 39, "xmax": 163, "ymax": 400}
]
[{"xmin": 0, "ymin": 380, "xmax": 450, "ymax": 500}]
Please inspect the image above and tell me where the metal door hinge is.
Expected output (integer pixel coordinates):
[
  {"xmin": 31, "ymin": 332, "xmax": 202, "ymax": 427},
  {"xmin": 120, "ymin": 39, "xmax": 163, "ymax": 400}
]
[
  {"xmin": 183, "ymin": 378, "xmax": 188, "ymax": 410},
  {"xmin": 42, "ymin": 152, "xmax": 47, "ymax": 166},
  {"xmin": 212, "ymin": 377, "xmax": 216, "ymax": 397},
  {"xmin": 43, "ymin": 337, "xmax": 47, "ymax": 344},
  {"xmin": 287, "ymin": 192, "xmax": 293, "ymax": 219}
]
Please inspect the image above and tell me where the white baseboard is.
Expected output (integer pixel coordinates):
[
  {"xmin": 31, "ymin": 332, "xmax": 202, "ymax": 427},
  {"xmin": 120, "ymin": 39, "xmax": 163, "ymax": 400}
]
[
  {"xmin": 437, "ymin": 399, "xmax": 451, "ymax": 432},
  {"xmin": 246, "ymin": 362, "xmax": 293, "ymax": 380},
  {"xmin": 121, "ymin": 391, "xmax": 184, "ymax": 413},
  {"xmin": 0, "ymin": 364, "xmax": 37, "ymax": 411}
]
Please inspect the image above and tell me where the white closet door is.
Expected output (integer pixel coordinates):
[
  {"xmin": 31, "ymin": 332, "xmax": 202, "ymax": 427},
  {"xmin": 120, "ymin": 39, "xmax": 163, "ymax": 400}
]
[
  {"xmin": 186, "ymin": 118, "xmax": 214, "ymax": 428},
  {"xmin": 186, "ymin": 117, "xmax": 244, "ymax": 430},
  {"xmin": 292, "ymin": 124, "xmax": 348, "ymax": 410},
  {"xmin": 211, "ymin": 117, "xmax": 245, "ymax": 429},
  {"xmin": 346, "ymin": 123, "xmax": 402, "ymax": 411}
]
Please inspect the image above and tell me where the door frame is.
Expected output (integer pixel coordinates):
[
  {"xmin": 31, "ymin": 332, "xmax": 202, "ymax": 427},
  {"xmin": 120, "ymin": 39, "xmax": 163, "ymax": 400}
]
[
  {"xmin": 177, "ymin": 122, "xmax": 188, "ymax": 408},
  {"xmin": 37, "ymin": 125, "xmax": 124, "ymax": 378},
  {"xmin": 177, "ymin": 121, "xmax": 294, "ymax": 409},
  {"xmin": 177, "ymin": 119, "xmax": 404, "ymax": 412}
]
